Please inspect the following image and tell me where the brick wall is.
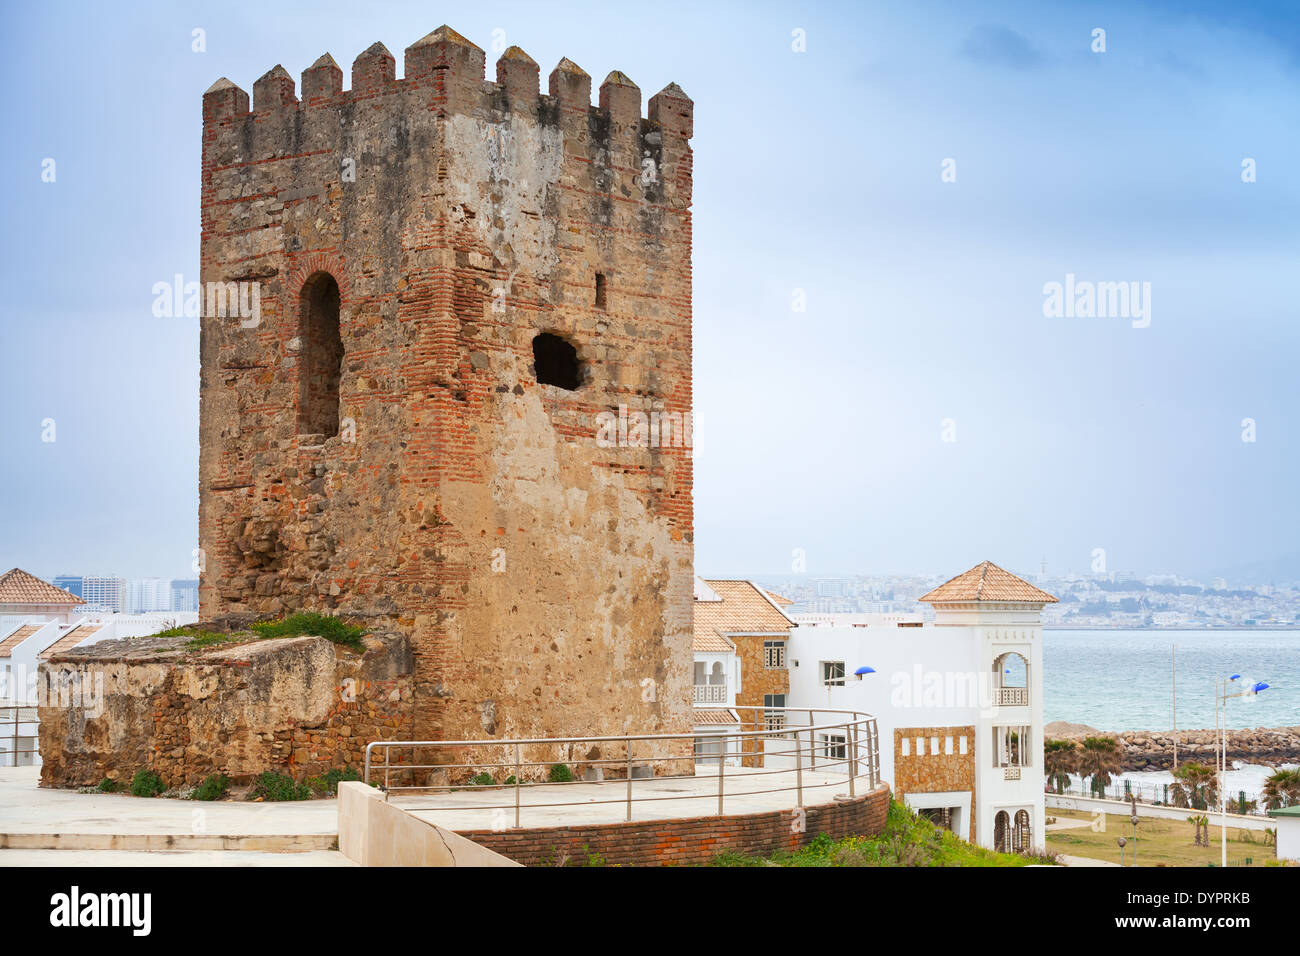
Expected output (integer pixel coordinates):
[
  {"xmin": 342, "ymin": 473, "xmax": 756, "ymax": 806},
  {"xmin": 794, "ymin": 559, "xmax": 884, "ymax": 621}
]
[
  {"xmin": 457, "ymin": 784, "xmax": 890, "ymax": 866},
  {"xmin": 198, "ymin": 27, "xmax": 695, "ymax": 750}
]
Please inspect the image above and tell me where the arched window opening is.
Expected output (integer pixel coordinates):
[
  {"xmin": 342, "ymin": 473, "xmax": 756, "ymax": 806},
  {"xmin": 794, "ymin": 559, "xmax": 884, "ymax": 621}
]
[
  {"xmin": 994, "ymin": 811, "xmax": 1010, "ymax": 853},
  {"xmin": 297, "ymin": 272, "xmax": 342, "ymax": 437},
  {"xmin": 994, "ymin": 651, "xmax": 1029, "ymax": 706},
  {"xmin": 532, "ymin": 332, "xmax": 581, "ymax": 390},
  {"xmin": 1013, "ymin": 809, "xmax": 1031, "ymax": 854}
]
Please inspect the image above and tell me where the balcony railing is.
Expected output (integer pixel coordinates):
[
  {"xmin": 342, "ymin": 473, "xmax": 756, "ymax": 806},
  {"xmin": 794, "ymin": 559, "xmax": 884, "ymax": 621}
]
[
  {"xmin": 997, "ymin": 687, "xmax": 1029, "ymax": 707},
  {"xmin": 693, "ymin": 684, "xmax": 727, "ymax": 704},
  {"xmin": 364, "ymin": 706, "xmax": 882, "ymax": 827}
]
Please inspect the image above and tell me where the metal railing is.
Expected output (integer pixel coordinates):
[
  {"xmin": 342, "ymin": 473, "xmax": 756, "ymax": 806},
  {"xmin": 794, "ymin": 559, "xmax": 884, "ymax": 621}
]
[
  {"xmin": 0, "ymin": 703, "xmax": 40, "ymax": 768},
  {"xmin": 1049, "ymin": 779, "xmax": 1276, "ymax": 818},
  {"xmin": 364, "ymin": 706, "xmax": 880, "ymax": 828}
]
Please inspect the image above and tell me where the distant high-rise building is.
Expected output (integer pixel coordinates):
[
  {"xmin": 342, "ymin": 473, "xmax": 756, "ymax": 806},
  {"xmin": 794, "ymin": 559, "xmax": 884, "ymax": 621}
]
[
  {"xmin": 52, "ymin": 575, "xmax": 83, "ymax": 598},
  {"xmin": 81, "ymin": 576, "xmax": 126, "ymax": 613},
  {"xmin": 170, "ymin": 579, "xmax": 199, "ymax": 613},
  {"xmin": 126, "ymin": 577, "xmax": 172, "ymax": 613}
]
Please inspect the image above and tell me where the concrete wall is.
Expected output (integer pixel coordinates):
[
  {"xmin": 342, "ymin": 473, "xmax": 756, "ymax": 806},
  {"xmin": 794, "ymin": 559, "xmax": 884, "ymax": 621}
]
[{"xmin": 338, "ymin": 781, "xmax": 519, "ymax": 866}]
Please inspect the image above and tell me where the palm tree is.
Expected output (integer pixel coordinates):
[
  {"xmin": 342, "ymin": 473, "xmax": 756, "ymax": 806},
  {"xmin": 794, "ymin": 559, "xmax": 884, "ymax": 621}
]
[
  {"xmin": 1187, "ymin": 814, "xmax": 1210, "ymax": 847},
  {"xmin": 1169, "ymin": 761, "xmax": 1219, "ymax": 811},
  {"xmin": 1262, "ymin": 768, "xmax": 1300, "ymax": 810},
  {"xmin": 1078, "ymin": 735, "xmax": 1123, "ymax": 797},
  {"xmin": 1043, "ymin": 738, "xmax": 1079, "ymax": 793}
]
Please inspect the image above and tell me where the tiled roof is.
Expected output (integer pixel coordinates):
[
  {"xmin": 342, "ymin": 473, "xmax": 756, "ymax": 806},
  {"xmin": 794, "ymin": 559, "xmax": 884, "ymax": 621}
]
[
  {"xmin": 693, "ymin": 630, "xmax": 735, "ymax": 653},
  {"xmin": 0, "ymin": 568, "xmax": 85, "ymax": 606},
  {"xmin": 918, "ymin": 562, "xmax": 1058, "ymax": 604},
  {"xmin": 764, "ymin": 590, "xmax": 794, "ymax": 607},
  {"xmin": 693, "ymin": 579, "xmax": 793, "ymax": 652},
  {"xmin": 693, "ymin": 709, "xmax": 740, "ymax": 726},
  {"xmin": 39, "ymin": 624, "xmax": 102, "ymax": 659},
  {"xmin": 0, "ymin": 624, "xmax": 42, "ymax": 659}
]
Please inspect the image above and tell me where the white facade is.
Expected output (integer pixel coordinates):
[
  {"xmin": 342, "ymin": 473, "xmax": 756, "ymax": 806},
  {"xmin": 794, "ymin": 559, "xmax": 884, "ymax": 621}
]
[
  {"xmin": 1272, "ymin": 812, "xmax": 1300, "ymax": 863},
  {"xmin": 783, "ymin": 600, "xmax": 1047, "ymax": 853}
]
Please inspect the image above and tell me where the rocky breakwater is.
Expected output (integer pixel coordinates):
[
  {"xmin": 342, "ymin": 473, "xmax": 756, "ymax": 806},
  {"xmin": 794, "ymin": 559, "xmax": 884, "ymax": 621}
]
[{"xmin": 1046, "ymin": 722, "xmax": 1300, "ymax": 771}]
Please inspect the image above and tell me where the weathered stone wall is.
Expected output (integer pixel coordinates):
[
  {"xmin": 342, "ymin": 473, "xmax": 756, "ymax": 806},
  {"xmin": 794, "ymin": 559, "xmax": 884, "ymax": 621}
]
[
  {"xmin": 197, "ymin": 27, "xmax": 695, "ymax": 750},
  {"xmin": 893, "ymin": 725, "xmax": 976, "ymax": 842},
  {"xmin": 458, "ymin": 785, "xmax": 892, "ymax": 866},
  {"xmin": 37, "ymin": 633, "xmax": 414, "ymax": 788}
]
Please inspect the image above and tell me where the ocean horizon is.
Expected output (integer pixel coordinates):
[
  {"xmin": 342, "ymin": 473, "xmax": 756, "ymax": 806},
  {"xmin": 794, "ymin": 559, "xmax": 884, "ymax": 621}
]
[{"xmin": 1044, "ymin": 628, "xmax": 1297, "ymax": 732}]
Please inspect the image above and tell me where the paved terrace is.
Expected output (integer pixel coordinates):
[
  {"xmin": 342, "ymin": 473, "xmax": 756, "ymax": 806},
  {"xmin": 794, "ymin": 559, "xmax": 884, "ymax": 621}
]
[{"xmin": 390, "ymin": 765, "xmax": 866, "ymax": 831}]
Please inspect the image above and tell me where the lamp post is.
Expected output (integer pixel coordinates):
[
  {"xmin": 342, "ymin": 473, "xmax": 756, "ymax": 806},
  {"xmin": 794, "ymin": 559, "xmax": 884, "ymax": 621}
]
[{"xmin": 1215, "ymin": 675, "xmax": 1269, "ymax": 868}]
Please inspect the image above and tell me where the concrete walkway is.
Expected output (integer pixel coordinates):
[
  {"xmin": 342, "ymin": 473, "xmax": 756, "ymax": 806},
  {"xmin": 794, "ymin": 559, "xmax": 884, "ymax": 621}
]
[
  {"xmin": 1059, "ymin": 853, "xmax": 1121, "ymax": 867},
  {"xmin": 0, "ymin": 766, "xmax": 338, "ymax": 852},
  {"xmin": 0, "ymin": 848, "xmax": 355, "ymax": 866},
  {"xmin": 392, "ymin": 765, "xmax": 866, "ymax": 831}
]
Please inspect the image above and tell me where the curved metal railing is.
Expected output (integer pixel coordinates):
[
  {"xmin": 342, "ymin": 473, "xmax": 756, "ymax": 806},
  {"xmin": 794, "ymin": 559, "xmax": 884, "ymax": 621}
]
[{"xmin": 364, "ymin": 706, "xmax": 880, "ymax": 828}]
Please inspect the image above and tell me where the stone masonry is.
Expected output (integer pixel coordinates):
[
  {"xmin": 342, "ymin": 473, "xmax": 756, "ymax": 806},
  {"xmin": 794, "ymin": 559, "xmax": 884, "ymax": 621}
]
[{"xmin": 197, "ymin": 26, "xmax": 695, "ymax": 755}]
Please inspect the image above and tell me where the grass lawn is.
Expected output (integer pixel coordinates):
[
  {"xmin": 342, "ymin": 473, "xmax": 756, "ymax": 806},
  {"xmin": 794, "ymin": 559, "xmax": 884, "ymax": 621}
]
[{"xmin": 1047, "ymin": 808, "xmax": 1286, "ymax": 867}]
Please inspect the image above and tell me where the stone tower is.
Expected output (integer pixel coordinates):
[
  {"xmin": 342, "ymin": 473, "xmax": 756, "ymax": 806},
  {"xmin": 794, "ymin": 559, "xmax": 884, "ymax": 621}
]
[{"xmin": 198, "ymin": 26, "xmax": 695, "ymax": 746}]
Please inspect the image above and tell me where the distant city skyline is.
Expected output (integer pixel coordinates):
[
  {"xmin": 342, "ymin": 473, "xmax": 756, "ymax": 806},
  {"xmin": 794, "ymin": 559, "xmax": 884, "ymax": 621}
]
[{"xmin": 3, "ymin": 1, "xmax": 1298, "ymax": 583}]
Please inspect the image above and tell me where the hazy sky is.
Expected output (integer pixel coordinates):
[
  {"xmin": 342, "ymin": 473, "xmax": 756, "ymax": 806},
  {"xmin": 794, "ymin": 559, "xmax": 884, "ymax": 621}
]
[{"xmin": 1, "ymin": 1, "xmax": 1296, "ymax": 582}]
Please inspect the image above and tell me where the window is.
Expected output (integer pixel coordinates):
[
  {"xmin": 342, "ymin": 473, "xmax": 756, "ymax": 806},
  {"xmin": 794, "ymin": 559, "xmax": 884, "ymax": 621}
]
[
  {"xmin": 944, "ymin": 736, "xmax": 954, "ymax": 755},
  {"xmin": 297, "ymin": 272, "xmax": 342, "ymax": 437},
  {"xmin": 532, "ymin": 332, "xmax": 581, "ymax": 390},
  {"xmin": 931, "ymin": 736, "xmax": 939, "ymax": 755},
  {"xmin": 763, "ymin": 693, "xmax": 786, "ymax": 731},
  {"xmin": 594, "ymin": 272, "xmax": 607, "ymax": 310},
  {"xmin": 821, "ymin": 733, "xmax": 847, "ymax": 761},
  {"xmin": 959, "ymin": 735, "xmax": 968, "ymax": 755},
  {"xmin": 763, "ymin": 640, "xmax": 786, "ymax": 669},
  {"xmin": 820, "ymin": 661, "xmax": 845, "ymax": 687},
  {"xmin": 993, "ymin": 725, "xmax": 1031, "ymax": 767},
  {"xmin": 916, "ymin": 737, "xmax": 925, "ymax": 756},
  {"xmin": 901, "ymin": 738, "xmax": 910, "ymax": 756}
]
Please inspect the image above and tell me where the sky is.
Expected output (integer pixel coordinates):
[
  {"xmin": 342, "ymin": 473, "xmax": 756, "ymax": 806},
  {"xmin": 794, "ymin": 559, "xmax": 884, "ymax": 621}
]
[{"xmin": 0, "ymin": 0, "xmax": 1297, "ymax": 583}]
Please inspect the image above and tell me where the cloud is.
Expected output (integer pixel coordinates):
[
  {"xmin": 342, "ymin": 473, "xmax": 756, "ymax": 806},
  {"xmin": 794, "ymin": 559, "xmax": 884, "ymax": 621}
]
[{"xmin": 959, "ymin": 24, "xmax": 1045, "ymax": 70}]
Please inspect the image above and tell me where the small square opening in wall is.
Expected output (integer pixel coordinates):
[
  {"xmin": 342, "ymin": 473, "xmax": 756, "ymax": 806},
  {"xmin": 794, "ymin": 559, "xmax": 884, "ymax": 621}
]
[{"xmin": 595, "ymin": 272, "xmax": 607, "ymax": 310}]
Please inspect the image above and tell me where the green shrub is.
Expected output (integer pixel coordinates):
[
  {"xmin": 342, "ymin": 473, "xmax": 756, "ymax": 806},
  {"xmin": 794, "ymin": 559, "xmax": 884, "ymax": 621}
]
[
  {"xmin": 193, "ymin": 773, "xmax": 230, "ymax": 801},
  {"xmin": 250, "ymin": 613, "xmax": 366, "ymax": 652},
  {"xmin": 129, "ymin": 769, "xmax": 166, "ymax": 798},
  {"xmin": 469, "ymin": 772, "xmax": 496, "ymax": 787},
  {"xmin": 548, "ymin": 763, "xmax": 574, "ymax": 783},
  {"xmin": 95, "ymin": 777, "xmax": 122, "ymax": 793},
  {"xmin": 250, "ymin": 771, "xmax": 311, "ymax": 802},
  {"xmin": 306, "ymin": 766, "xmax": 361, "ymax": 796}
]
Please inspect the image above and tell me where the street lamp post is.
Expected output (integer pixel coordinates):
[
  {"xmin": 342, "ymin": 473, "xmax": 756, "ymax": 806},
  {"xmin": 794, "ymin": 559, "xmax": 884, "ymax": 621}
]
[{"xmin": 1215, "ymin": 675, "xmax": 1269, "ymax": 868}]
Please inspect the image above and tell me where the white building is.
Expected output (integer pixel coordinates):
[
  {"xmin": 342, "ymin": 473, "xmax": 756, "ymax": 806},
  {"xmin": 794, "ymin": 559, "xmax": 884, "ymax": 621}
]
[{"xmin": 692, "ymin": 561, "xmax": 1057, "ymax": 855}]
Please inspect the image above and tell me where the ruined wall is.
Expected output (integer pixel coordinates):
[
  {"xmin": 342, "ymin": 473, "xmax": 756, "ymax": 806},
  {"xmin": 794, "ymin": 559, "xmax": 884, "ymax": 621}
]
[
  {"xmin": 37, "ymin": 633, "xmax": 414, "ymax": 788},
  {"xmin": 198, "ymin": 26, "xmax": 694, "ymax": 749}
]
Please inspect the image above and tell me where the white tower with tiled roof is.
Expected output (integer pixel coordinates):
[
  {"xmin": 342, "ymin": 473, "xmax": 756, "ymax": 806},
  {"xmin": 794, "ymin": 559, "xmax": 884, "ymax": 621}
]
[{"xmin": 918, "ymin": 561, "xmax": 1058, "ymax": 853}]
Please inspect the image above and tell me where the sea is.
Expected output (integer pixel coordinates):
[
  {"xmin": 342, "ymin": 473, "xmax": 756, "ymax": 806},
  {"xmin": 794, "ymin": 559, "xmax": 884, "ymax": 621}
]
[
  {"xmin": 1043, "ymin": 628, "xmax": 1298, "ymax": 731},
  {"xmin": 1044, "ymin": 628, "xmax": 1298, "ymax": 801}
]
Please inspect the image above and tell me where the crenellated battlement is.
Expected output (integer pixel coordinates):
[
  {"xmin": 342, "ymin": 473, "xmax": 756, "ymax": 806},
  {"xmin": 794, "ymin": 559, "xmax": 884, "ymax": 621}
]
[
  {"xmin": 202, "ymin": 24, "xmax": 693, "ymax": 154},
  {"xmin": 198, "ymin": 24, "xmax": 695, "ymax": 755}
]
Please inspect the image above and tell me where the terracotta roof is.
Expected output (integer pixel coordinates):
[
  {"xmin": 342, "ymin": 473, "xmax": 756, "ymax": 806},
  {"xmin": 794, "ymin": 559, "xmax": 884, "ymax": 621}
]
[
  {"xmin": 0, "ymin": 568, "xmax": 85, "ymax": 606},
  {"xmin": 0, "ymin": 624, "xmax": 42, "ymax": 659},
  {"xmin": 693, "ymin": 709, "xmax": 740, "ymax": 726},
  {"xmin": 39, "ymin": 624, "xmax": 102, "ymax": 659},
  {"xmin": 918, "ymin": 562, "xmax": 1058, "ymax": 604},
  {"xmin": 693, "ymin": 629, "xmax": 736, "ymax": 653},
  {"xmin": 693, "ymin": 579, "xmax": 792, "ymax": 653},
  {"xmin": 764, "ymin": 590, "xmax": 794, "ymax": 607}
]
